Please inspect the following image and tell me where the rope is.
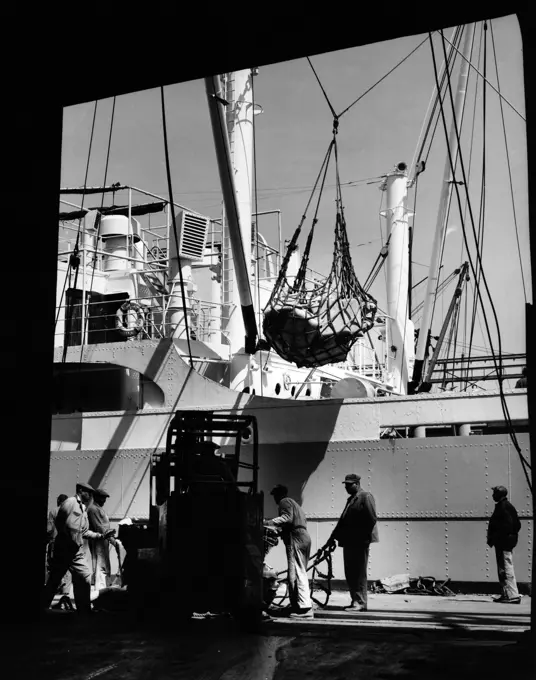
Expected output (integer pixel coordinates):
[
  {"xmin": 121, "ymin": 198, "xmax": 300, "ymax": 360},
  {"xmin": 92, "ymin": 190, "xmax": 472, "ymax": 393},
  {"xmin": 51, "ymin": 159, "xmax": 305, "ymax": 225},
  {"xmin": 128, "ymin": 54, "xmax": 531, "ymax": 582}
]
[
  {"xmin": 489, "ymin": 20, "xmax": 528, "ymax": 304},
  {"xmin": 293, "ymin": 140, "xmax": 335, "ymax": 291},
  {"xmin": 263, "ymin": 127, "xmax": 377, "ymax": 368},
  {"xmin": 439, "ymin": 30, "xmax": 526, "ymax": 122},
  {"xmin": 160, "ymin": 86, "xmax": 194, "ymax": 368},
  {"xmin": 337, "ymin": 35, "xmax": 429, "ymax": 119},
  {"xmin": 467, "ymin": 22, "xmax": 488, "ymax": 373},
  {"xmin": 411, "ymin": 26, "xmax": 462, "ymax": 175},
  {"xmin": 61, "ymin": 101, "xmax": 99, "ymax": 364},
  {"xmin": 408, "ymin": 175, "xmax": 421, "ymax": 316},
  {"xmin": 363, "ymin": 236, "xmax": 390, "ymax": 292},
  {"xmin": 459, "ymin": 22, "xmax": 484, "ymax": 270},
  {"xmin": 251, "ymin": 71, "xmax": 264, "ymax": 396},
  {"xmin": 80, "ymin": 96, "xmax": 117, "ymax": 360},
  {"xmin": 427, "ymin": 26, "xmax": 476, "ymax": 375},
  {"xmin": 431, "ymin": 30, "xmax": 532, "ymax": 484},
  {"xmin": 306, "ymin": 57, "xmax": 338, "ymax": 120}
]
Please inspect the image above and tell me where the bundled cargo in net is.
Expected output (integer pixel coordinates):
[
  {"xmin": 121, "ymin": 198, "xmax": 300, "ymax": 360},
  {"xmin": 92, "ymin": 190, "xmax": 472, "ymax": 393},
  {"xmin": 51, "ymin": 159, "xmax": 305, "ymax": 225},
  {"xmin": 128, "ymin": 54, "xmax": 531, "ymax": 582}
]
[{"xmin": 262, "ymin": 138, "xmax": 377, "ymax": 368}]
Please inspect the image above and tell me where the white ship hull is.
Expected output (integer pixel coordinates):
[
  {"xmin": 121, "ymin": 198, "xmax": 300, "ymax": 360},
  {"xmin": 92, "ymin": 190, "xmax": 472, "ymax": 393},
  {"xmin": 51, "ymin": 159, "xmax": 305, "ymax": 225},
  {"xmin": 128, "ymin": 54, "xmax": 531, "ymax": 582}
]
[{"xmin": 51, "ymin": 340, "xmax": 532, "ymax": 588}]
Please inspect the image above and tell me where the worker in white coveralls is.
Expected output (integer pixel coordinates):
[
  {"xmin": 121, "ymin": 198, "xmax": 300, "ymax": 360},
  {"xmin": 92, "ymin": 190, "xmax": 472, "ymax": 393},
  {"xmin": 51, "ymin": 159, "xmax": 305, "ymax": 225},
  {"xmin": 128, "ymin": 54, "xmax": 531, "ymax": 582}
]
[
  {"xmin": 263, "ymin": 484, "xmax": 313, "ymax": 619},
  {"xmin": 42, "ymin": 482, "xmax": 115, "ymax": 615},
  {"xmin": 87, "ymin": 488, "xmax": 121, "ymax": 592}
]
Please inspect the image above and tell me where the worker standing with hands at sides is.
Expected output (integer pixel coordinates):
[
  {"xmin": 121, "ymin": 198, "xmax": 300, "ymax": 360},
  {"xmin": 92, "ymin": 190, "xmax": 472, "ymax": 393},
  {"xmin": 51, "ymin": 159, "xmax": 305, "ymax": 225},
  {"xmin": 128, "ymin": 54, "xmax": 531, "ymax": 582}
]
[
  {"xmin": 42, "ymin": 482, "xmax": 115, "ymax": 616},
  {"xmin": 264, "ymin": 484, "xmax": 314, "ymax": 619},
  {"xmin": 328, "ymin": 473, "xmax": 378, "ymax": 612},
  {"xmin": 487, "ymin": 485, "xmax": 522, "ymax": 604}
]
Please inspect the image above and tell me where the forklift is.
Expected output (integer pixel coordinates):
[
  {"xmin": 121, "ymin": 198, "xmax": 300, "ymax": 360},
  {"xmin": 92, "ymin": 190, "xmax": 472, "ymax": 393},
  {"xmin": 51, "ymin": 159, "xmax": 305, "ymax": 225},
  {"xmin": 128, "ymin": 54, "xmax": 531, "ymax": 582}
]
[{"xmin": 122, "ymin": 410, "xmax": 264, "ymax": 629}]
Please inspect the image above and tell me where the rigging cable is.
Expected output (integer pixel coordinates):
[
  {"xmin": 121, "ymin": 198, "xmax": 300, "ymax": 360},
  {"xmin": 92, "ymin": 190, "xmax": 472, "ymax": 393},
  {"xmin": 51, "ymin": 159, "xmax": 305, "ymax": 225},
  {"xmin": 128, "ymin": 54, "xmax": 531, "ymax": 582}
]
[
  {"xmin": 439, "ymin": 30, "xmax": 526, "ymax": 122},
  {"xmin": 430, "ymin": 30, "xmax": 531, "ymax": 487},
  {"xmin": 412, "ymin": 26, "xmax": 462, "ymax": 174},
  {"xmin": 408, "ymin": 172, "xmax": 422, "ymax": 319},
  {"xmin": 363, "ymin": 235, "xmax": 390, "ymax": 292},
  {"xmin": 436, "ymin": 27, "xmax": 524, "ymax": 450},
  {"xmin": 422, "ymin": 27, "xmax": 466, "ymax": 167},
  {"xmin": 80, "ymin": 96, "xmax": 118, "ymax": 360},
  {"xmin": 427, "ymin": 26, "xmax": 476, "ymax": 357},
  {"xmin": 460, "ymin": 24, "xmax": 484, "ymax": 386},
  {"xmin": 60, "ymin": 101, "xmax": 99, "ymax": 364},
  {"xmin": 489, "ymin": 20, "xmax": 528, "ymax": 304},
  {"xmin": 160, "ymin": 85, "xmax": 194, "ymax": 369},
  {"xmin": 443, "ymin": 292, "xmax": 462, "ymax": 390},
  {"xmin": 411, "ymin": 267, "xmax": 455, "ymax": 318},
  {"xmin": 307, "ymin": 35, "xmax": 430, "ymax": 123},
  {"xmin": 292, "ymin": 141, "xmax": 335, "ymax": 288},
  {"xmin": 306, "ymin": 57, "xmax": 338, "ymax": 120},
  {"xmin": 251, "ymin": 70, "xmax": 264, "ymax": 396},
  {"xmin": 467, "ymin": 21, "xmax": 488, "ymax": 386},
  {"xmin": 377, "ymin": 189, "xmax": 388, "ymax": 291},
  {"xmin": 337, "ymin": 36, "xmax": 430, "ymax": 119},
  {"xmin": 459, "ymin": 22, "xmax": 484, "ymax": 265}
]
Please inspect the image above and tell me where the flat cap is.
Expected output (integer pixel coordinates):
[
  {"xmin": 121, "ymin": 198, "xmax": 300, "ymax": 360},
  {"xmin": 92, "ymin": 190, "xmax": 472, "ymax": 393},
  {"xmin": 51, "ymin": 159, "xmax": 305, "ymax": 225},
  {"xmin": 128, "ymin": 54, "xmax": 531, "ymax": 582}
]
[
  {"xmin": 76, "ymin": 482, "xmax": 95, "ymax": 493},
  {"xmin": 94, "ymin": 488, "xmax": 110, "ymax": 498},
  {"xmin": 343, "ymin": 473, "xmax": 361, "ymax": 484},
  {"xmin": 492, "ymin": 485, "xmax": 508, "ymax": 497},
  {"xmin": 270, "ymin": 484, "xmax": 288, "ymax": 496}
]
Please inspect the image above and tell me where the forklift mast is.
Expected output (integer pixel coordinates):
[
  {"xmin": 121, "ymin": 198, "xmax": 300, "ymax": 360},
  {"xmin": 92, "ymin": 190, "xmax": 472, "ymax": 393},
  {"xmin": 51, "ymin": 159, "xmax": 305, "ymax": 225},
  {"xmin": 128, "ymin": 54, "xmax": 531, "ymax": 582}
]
[
  {"xmin": 132, "ymin": 410, "xmax": 264, "ymax": 627},
  {"xmin": 153, "ymin": 411, "xmax": 259, "ymax": 503}
]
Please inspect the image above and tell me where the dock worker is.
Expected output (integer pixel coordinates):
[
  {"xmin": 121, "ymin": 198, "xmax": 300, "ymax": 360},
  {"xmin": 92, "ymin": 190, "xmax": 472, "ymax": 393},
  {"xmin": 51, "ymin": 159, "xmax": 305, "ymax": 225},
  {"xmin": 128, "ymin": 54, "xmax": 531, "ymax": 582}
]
[
  {"xmin": 515, "ymin": 366, "xmax": 527, "ymax": 388},
  {"xmin": 487, "ymin": 485, "xmax": 522, "ymax": 604},
  {"xmin": 46, "ymin": 494, "xmax": 68, "ymax": 543},
  {"xmin": 45, "ymin": 494, "xmax": 70, "ymax": 592},
  {"xmin": 328, "ymin": 473, "xmax": 378, "ymax": 612},
  {"xmin": 87, "ymin": 488, "xmax": 121, "ymax": 592},
  {"xmin": 42, "ymin": 482, "xmax": 115, "ymax": 616},
  {"xmin": 264, "ymin": 484, "xmax": 313, "ymax": 619}
]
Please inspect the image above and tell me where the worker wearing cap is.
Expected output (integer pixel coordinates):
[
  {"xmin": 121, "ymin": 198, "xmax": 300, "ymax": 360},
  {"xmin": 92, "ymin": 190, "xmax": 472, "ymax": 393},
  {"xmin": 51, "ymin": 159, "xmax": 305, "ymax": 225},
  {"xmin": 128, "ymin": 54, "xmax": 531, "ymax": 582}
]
[
  {"xmin": 264, "ymin": 484, "xmax": 313, "ymax": 619},
  {"xmin": 87, "ymin": 488, "xmax": 120, "ymax": 592},
  {"xmin": 487, "ymin": 485, "xmax": 522, "ymax": 604},
  {"xmin": 42, "ymin": 482, "xmax": 115, "ymax": 615},
  {"xmin": 328, "ymin": 473, "xmax": 378, "ymax": 611}
]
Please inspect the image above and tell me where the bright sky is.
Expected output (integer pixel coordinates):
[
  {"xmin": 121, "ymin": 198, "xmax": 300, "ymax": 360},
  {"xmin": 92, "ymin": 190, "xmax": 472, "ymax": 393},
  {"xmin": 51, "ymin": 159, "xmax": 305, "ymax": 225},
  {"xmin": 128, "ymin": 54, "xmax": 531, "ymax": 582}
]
[{"xmin": 60, "ymin": 15, "xmax": 530, "ymax": 365}]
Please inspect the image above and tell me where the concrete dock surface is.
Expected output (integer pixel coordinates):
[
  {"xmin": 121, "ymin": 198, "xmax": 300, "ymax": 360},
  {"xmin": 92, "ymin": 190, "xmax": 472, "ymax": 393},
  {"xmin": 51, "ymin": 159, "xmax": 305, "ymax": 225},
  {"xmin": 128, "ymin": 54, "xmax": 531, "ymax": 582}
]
[{"xmin": 3, "ymin": 592, "xmax": 532, "ymax": 679}]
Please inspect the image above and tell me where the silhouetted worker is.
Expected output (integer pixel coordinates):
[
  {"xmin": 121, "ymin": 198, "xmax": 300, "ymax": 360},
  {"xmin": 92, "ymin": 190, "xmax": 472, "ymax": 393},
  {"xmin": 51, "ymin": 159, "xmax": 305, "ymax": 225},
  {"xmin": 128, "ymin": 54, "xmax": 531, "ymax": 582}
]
[
  {"xmin": 87, "ymin": 488, "xmax": 120, "ymax": 592},
  {"xmin": 42, "ymin": 482, "xmax": 115, "ymax": 615},
  {"xmin": 487, "ymin": 485, "xmax": 522, "ymax": 604},
  {"xmin": 515, "ymin": 366, "xmax": 527, "ymax": 388},
  {"xmin": 192, "ymin": 441, "xmax": 236, "ymax": 483},
  {"xmin": 46, "ymin": 494, "xmax": 68, "ymax": 543},
  {"xmin": 46, "ymin": 494, "xmax": 70, "ymax": 592},
  {"xmin": 329, "ymin": 473, "xmax": 378, "ymax": 611},
  {"xmin": 264, "ymin": 484, "xmax": 313, "ymax": 619}
]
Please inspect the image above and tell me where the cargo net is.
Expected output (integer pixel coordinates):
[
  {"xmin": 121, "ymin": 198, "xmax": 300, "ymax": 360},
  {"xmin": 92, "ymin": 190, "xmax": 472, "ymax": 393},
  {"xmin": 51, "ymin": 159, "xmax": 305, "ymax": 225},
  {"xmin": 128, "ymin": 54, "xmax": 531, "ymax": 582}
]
[{"xmin": 263, "ymin": 137, "xmax": 377, "ymax": 368}]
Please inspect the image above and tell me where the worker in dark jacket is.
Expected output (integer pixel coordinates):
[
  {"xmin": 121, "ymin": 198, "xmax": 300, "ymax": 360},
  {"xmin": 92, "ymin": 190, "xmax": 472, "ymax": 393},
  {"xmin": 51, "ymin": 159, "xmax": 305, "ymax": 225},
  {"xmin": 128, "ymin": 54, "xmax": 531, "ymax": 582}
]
[
  {"xmin": 42, "ymin": 482, "xmax": 115, "ymax": 615},
  {"xmin": 487, "ymin": 485, "xmax": 522, "ymax": 603},
  {"xmin": 45, "ymin": 494, "xmax": 70, "ymax": 592},
  {"xmin": 264, "ymin": 484, "xmax": 313, "ymax": 618},
  {"xmin": 329, "ymin": 473, "xmax": 378, "ymax": 611}
]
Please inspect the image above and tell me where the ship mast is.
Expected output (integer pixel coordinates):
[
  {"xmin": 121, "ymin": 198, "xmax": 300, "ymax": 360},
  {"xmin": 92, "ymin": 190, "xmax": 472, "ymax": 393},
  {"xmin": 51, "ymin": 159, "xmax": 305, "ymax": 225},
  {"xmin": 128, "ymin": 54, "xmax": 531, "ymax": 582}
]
[
  {"xmin": 382, "ymin": 162, "xmax": 415, "ymax": 394},
  {"xmin": 412, "ymin": 24, "xmax": 475, "ymax": 390}
]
